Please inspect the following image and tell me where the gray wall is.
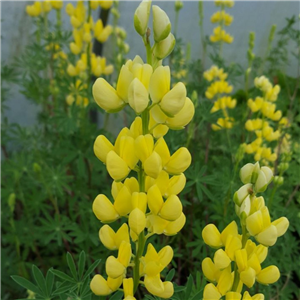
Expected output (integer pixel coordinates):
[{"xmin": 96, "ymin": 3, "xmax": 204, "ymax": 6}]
[{"xmin": 1, "ymin": 1, "xmax": 299, "ymax": 127}]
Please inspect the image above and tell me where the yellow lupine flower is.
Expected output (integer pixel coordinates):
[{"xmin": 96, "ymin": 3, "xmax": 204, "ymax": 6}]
[
  {"xmin": 140, "ymin": 244, "xmax": 174, "ymax": 298},
  {"xmin": 106, "ymin": 241, "xmax": 131, "ymax": 278},
  {"xmin": 90, "ymin": 274, "xmax": 123, "ymax": 296},
  {"xmin": 99, "ymin": 223, "xmax": 130, "ymax": 250},
  {"xmin": 215, "ymin": 0, "xmax": 234, "ymax": 8},
  {"xmin": 247, "ymin": 97, "xmax": 264, "ymax": 112},
  {"xmin": 205, "ymin": 80, "xmax": 233, "ymax": 99},
  {"xmin": 210, "ymin": 26, "xmax": 233, "ymax": 43}
]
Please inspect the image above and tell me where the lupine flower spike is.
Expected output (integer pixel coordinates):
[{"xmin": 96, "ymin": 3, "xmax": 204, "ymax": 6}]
[
  {"xmin": 90, "ymin": 1, "xmax": 195, "ymax": 298},
  {"xmin": 202, "ymin": 162, "xmax": 289, "ymax": 299}
]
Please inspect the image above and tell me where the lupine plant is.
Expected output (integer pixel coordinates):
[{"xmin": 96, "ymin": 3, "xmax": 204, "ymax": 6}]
[{"xmin": 89, "ymin": 1, "xmax": 194, "ymax": 298}]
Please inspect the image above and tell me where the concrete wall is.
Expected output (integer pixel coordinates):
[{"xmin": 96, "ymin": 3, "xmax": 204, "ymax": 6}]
[{"xmin": 1, "ymin": 1, "xmax": 299, "ymax": 127}]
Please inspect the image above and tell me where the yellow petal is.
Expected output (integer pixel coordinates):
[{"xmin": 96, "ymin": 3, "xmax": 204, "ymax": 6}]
[
  {"xmin": 123, "ymin": 278, "xmax": 134, "ymax": 298},
  {"xmin": 256, "ymin": 265, "xmax": 280, "ymax": 285},
  {"xmin": 226, "ymin": 292, "xmax": 242, "ymax": 300},
  {"xmin": 166, "ymin": 174, "xmax": 186, "ymax": 197},
  {"xmin": 94, "ymin": 135, "xmax": 114, "ymax": 163},
  {"xmin": 158, "ymin": 245, "xmax": 173, "ymax": 267},
  {"xmin": 105, "ymin": 256, "xmax": 124, "ymax": 278},
  {"xmin": 147, "ymin": 214, "xmax": 168, "ymax": 234},
  {"xmin": 240, "ymin": 267, "xmax": 256, "ymax": 288},
  {"xmin": 221, "ymin": 221, "xmax": 238, "ymax": 245},
  {"xmin": 90, "ymin": 274, "xmax": 111, "ymax": 296},
  {"xmin": 107, "ymin": 275, "xmax": 123, "ymax": 291},
  {"xmin": 135, "ymin": 134, "xmax": 154, "ymax": 162},
  {"xmin": 255, "ymin": 225, "xmax": 277, "ymax": 246},
  {"xmin": 153, "ymin": 33, "xmax": 176, "ymax": 60},
  {"xmin": 154, "ymin": 138, "xmax": 170, "ymax": 165},
  {"xmin": 202, "ymin": 224, "xmax": 222, "ymax": 248},
  {"xmin": 119, "ymin": 136, "xmax": 138, "ymax": 170},
  {"xmin": 114, "ymin": 186, "xmax": 133, "ymax": 216},
  {"xmin": 116, "ymin": 65, "xmax": 134, "ymax": 101},
  {"xmin": 164, "ymin": 147, "xmax": 191, "ymax": 175},
  {"xmin": 235, "ymin": 249, "xmax": 248, "ymax": 272},
  {"xmin": 214, "ymin": 249, "xmax": 231, "ymax": 270},
  {"xmin": 202, "ymin": 257, "xmax": 220, "ymax": 282},
  {"xmin": 118, "ymin": 241, "xmax": 132, "ymax": 267},
  {"xmin": 203, "ymin": 283, "xmax": 222, "ymax": 300},
  {"xmin": 164, "ymin": 212, "xmax": 186, "ymax": 235},
  {"xmin": 217, "ymin": 266, "xmax": 233, "ymax": 296},
  {"xmin": 160, "ymin": 82, "xmax": 186, "ymax": 117},
  {"xmin": 225, "ymin": 235, "xmax": 242, "ymax": 261},
  {"xmin": 159, "ymin": 195, "xmax": 182, "ymax": 221},
  {"xmin": 106, "ymin": 151, "xmax": 130, "ymax": 182},
  {"xmin": 131, "ymin": 192, "xmax": 148, "ymax": 213},
  {"xmin": 149, "ymin": 66, "xmax": 170, "ymax": 103},
  {"xmin": 93, "ymin": 78, "xmax": 124, "ymax": 112},
  {"xmin": 246, "ymin": 210, "xmax": 263, "ymax": 236},
  {"xmin": 272, "ymin": 217, "xmax": 289, "ymax": 237},
  {"xmin": 159, "ymin": 281, "xmax": 174, "ymax": 299},
  {"xmin": 128, "ymin": 78, "xmax": 149, "ymax": 114},
  {"xmin": 99, "ymin": 225, "xmax": 117, "ymax": 250},
  {"xmin": 166, "ymin": 97, "xmax": 195, "ymax": 129},
  {"xmin": 147, "ymin": 184, "xmax": 164, "ymax": 215},
  {"xmin": 129, "ymin": 208, "xmax": 146, "ymax": 235},
  {"xmin": 144, "ymin": 151, "xmax": 162, "ymax": 178},
  {"xmin": 93, "ymin": 194, "xmax": 118, "ymax": 223},
  {"xmin": 115, "ymin": 223, "xmax": 130, "ymax": 248},
  {"xmin": 144, "ymin": 275, "xmax": 164, "ymax": 296}
]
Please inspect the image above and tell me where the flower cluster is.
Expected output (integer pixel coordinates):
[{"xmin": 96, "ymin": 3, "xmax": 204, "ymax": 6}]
[
  {"xmin": 26, "ymin": 1, "xmax": 63, "ymax": 17},
  {"xmin": 90, "ymin": 1, "xmax": 195, "ymax": 299},
  {"xmin": 210, "ymin": 0, "xmax": 234, "ymax": 44},
  {"xmin": 204, "ymin": 65, "xmax": 236, "ymax": 130},
  {"xmin": 201, "ymin": 162, "xmax": 289, "ymax": 300},
  {"xmin": 66, "ymin": 1, "xmax": 114, "ymax": 78},
  {"xmin": 244, "ymin": 76, "xmax": 287, "ymax": 164}
]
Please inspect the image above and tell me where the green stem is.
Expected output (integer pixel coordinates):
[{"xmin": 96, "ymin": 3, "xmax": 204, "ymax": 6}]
[{"xmin": 133, "ymin": 232, "xmax": 146, "ymax": 293}]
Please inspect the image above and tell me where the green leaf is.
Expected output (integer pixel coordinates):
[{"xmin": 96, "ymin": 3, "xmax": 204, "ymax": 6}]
[
  {"xmin": 78, "ymin": 251, "xmax": 86, "ymax": 280},
  {"xmin": 53, "ymin": 281, "xmax": 75, "ymax": 295},
  {"xmin": 11, "ymin": 275, "xmax": 41, "ymax": 295},
  {"xmin": 46, "ymin": 268, "xmax": 55, "ymax": 296},
  {"xmin": 32, "ymin": 265, "xmax": 47, "ymax": 297},
  {"xmin": 185, "ymin": 274, "xmax": 194, "ymax": 299},
  {"xmin": 83, "ymin": 259, "xmax": 101, "ymax": 280},
  {"xmin": 166, "ymin": 268, "xmax": 176, "ymax": 281},
  {"xmin": 109, "ymin": 291, "xmax": 123, "ymax": 300},
  {"xmin": 67, "ymin": 252, "xmax": 78, "ymax": 280},
  {"xmin": 190, "ymin": 291, "xmax": 203, "ymax": 300},
  {"xmin": 50, "ymin": 269, "xmax": 76, "ymax": 283}
]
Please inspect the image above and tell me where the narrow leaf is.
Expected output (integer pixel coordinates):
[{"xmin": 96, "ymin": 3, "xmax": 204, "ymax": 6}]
[
  {"xmin": 83, "ymin": 259, "xmax": 101, "ymax": 280},
  {"xmin": 32, "ymin": 265, "xmax": 47, "ymax": 297},
  {"xmin": 67, "ymin": 252, "xmax": 78, "ymax": 280},
  {"xmin": 50, "ymin": 269, "xmax": 76, "ymax": 283},
  {"xmin": 78, "ymin": 251, "xmax": 86, "ymax": 280},
  {"xmin": 11, "ymin": 275, "xmax": 41, "ymax": 295}
]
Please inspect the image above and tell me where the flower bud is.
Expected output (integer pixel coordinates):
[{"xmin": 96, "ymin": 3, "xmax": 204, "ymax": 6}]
[
  {"xmin": 240, "ymin": 163, "xmax": 255, "ymax": 184},
  {"xmin": 233, "ymin": 183, "xmax": 252, "ymax": 206},
  {"xmin": 175, "ymin": 1, "xmax": 183, "ymax": 12},
  {"xmin": 254, "ymin": 170, "xmax": 270, "ymax": 193},
  {"xmin": 153, "ymin": 33, "xmax": 176, "ymax": 60},
  {"xmin": 152, "ymin": 5, "xmax": 171, "ymax": 42},
  {"xmin": 273, "ymin": 176, "xmax": 284, "ymax": 185},
  {"xmin": 134, "ymin": 0, "xmax": 151, "ymax": 36}
]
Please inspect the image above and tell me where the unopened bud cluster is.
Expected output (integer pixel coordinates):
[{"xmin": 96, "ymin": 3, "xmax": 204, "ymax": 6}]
[
  {"xmin": 90, "ymin": 1, "xmax": 195, "ymax": 299},
  {"xmin": 201, "ymin": 162, "xmax": 289, "ymax": 299}
]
